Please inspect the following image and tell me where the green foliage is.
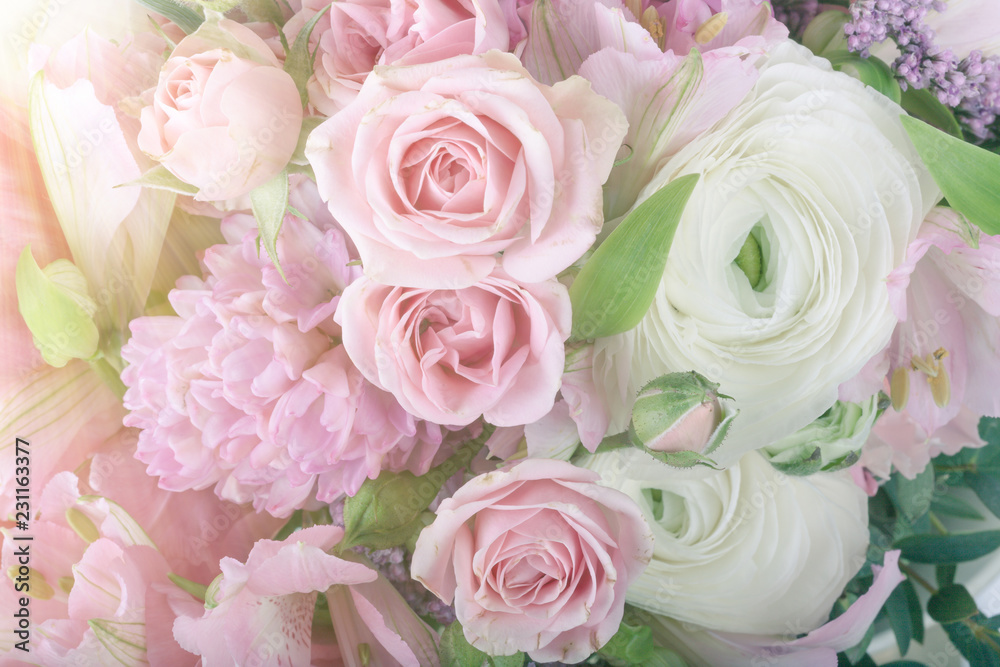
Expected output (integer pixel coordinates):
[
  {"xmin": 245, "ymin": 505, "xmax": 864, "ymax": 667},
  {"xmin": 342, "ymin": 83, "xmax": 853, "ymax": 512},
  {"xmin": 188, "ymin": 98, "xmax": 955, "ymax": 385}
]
[
  {"xmin": 132, "ymin": 0, "xmax": 204, "ymax": 33},
  {"xmin": 437, "ymin": 622, "xmax": 524, "ymax": 667},
  {"xmin": 250, "ymin": 169, "xmax": 290, "ymax": 280},
  {"xmin": 341, "ymin": 426, "xmax": 494, "ymax": 551},
  {"xmin": 884, "ymin": 579, "xmax": 922, "ymax": 655},
  {"xmin": 598, "ymin": 620, "xmax": 657, "ymax": 666},
  {"xmin": 929, "ymin": 584, "xmax": 979, "ymax": 624},
  {"xmin": 826, "ymin": 53, "xmax": 902, "ymax": 104},
  {"xmin": 901, "ymin": 115, "xmax": 1000, "ymax": 235},
  {"xmin": 569, "ymin": 174, "xmax": 698, "ymax": 341}
]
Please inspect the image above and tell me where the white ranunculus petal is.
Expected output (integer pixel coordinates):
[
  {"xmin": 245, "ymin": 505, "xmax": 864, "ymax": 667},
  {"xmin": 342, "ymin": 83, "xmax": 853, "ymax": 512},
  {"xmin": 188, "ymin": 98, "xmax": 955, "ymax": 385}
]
[
  {"xmin": 582, "ymin": 448, "xmax": 869, "ymax": 635},
  {"xmin": 593, "ymin": 41, "xmax": 939, "ymax": 466}
]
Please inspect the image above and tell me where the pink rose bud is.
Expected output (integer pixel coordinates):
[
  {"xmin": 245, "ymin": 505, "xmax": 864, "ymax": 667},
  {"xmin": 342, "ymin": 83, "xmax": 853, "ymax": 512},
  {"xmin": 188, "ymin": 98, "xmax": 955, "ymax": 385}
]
[
  {"xmin": 629, "ymin": 372, "xmax": 726, "ymax": 454},
  {"xmin": 137, "ymin": 19, "xmax": 302, "ymax": 201}
]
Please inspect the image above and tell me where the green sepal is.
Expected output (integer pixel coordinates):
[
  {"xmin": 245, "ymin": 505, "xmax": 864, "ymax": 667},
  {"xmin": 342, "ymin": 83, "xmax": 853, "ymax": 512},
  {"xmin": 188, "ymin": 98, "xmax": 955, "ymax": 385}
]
[
  {"xmin": 284, "ymin": 3, "xmax": 333, "ymax": 107},
  {"xmin": 117, "ymin": 164, "xmax": 200, "ymax": 196},
  {"xmin": 250, "ymin": 169, "xmax": 290, "ymax": 280},
  {"xmin": 290, "ymin": 116, "xmax": 326, "ymax": 165},
  {"xmin": 569, "ymin": 174, "xmax": 699, "ymax": 341},
  {"xmin": 901, "ymin": 115, "xmax": 1000, "ymax": 235},
  {"xmin": 16, "ymin": 248, "xmax": 100, "ymax": 368}
]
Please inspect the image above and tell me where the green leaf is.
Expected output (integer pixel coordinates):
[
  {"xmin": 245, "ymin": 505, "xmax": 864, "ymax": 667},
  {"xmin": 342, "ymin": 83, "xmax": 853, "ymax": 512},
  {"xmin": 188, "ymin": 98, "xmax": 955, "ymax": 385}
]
[
  {"xmin": 284, "ymin": 4, "xmax": 332, "ymax": 107},
  {"xmin": 942, "ymin": 615, "xmax": 1000, "ymax": 667},
  {"xmin": 488, "ymin": 654, "xmax": 525, "ymax": 667},
  {"xmin": 598, "ymin": 620, "xmax": 657, "ymax": 666},
  {"xmin": 16, "ymin": 248, "xmax": 100, "ymax": 368},
  {"xmin": 132, "ymin": 0, "xmax": 204, "ymax": 33},
  {"xmin": 981, "ymin": 417, "xmax": 1000, "ymax": 446},
  {"xmin": 801, "ymin": 11, "xmax": 849, "ymax": 55},
  {"xmin": 929, "ymin": 584, "xmax": 980, "ymax": 624},
  {"xmin": 841, "ymin": 622, "xmax": 877, "ymax": 665},
  {"xmin": 439, "ymin": 621, "xmax": 488, "ymax": 667},
  {"xmin": 250, "ymin": 169, "xmax": 290, "ymax": 280},
  {"xmin": 885, "ymin": 578, "xmax": 919, "ymax": 655},
  {"xmin": 117, "ymin": 164, "xmax": 200, "ymax": 196},
  {"xmin": 931, "ymin": 493, "xmax": 986, "ymax": 521},
  {"xmin": 885, "ymin": 462, "xmax": 935, "ymax": 523},
  {"xmin": 341, "ymin": 425, "xmax": 493, "ymax": 551},
  {"xmin": 967, "ymin": 472, "xmax": 1000, "ymax": 521},
  {"xmin": 900, "ymin": 87, "xmax": 963, "ymax": 138},
  {"xmin": 826, "ymin": 53, "xmax": 901, "ymax": 104},
  {"xmin": 901, "ymin": 115, "xmax": 1000, "ymax": 235},
  {"xmin": 569, "ymin": 174, "xmax": 699, "ymax": 340},
  {"xmin": 895, "ymin": 530, "xmax": 1000, "ymax": 564},
  {"xmin": 240, "ymin": 0, "xmax": 285, "ymax": 24}
]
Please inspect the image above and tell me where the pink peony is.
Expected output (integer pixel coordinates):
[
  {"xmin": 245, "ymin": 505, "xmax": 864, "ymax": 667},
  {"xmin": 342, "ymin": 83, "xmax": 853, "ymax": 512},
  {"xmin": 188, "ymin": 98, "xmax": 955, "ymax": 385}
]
[
  {"xmin": 305, "ymin": 50, "xmax": 627, "ymax": 288},
  {"xmin": 338, "ymin": 270, "xmax": 571, "ymax": 427},
  {"xmin": 137, "ymin": 18, "xmax": 302, "ymax": 201},
  {"xmin": 173, "ymin": 525, "xmax": 439, "ymax": 666},
  {"xmin": 121, "ymin": 180, "xmax": 448, "ymax": 517},
  {"xmin": 411, "ymin": 459, "xmax": 653, "ymax": 663}
]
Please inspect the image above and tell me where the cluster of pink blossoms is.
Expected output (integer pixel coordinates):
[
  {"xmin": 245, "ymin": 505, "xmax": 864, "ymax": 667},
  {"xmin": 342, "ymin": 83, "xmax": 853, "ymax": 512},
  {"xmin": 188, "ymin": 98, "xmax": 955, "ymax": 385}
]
[{"xmin": 121, "ymin": 181, "xmax": 451, "ymax": 517}]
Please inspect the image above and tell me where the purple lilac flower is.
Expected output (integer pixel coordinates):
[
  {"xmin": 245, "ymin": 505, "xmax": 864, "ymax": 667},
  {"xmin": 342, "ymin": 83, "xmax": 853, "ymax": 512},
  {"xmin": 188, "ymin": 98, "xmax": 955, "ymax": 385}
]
[{"xmin": 845, "ymin": 0, "xmax": 1000, "ymax": 140}]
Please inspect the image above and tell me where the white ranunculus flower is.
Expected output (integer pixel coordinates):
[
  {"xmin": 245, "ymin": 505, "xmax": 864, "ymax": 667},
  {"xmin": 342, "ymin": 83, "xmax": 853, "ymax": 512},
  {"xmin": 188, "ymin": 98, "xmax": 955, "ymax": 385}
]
[
  {"xmin": 581, "ymin": 447, "xmax": 869, "ymax": 635},
  {"xmin": 593, "ymin": 40, "xmax": 939, "ymax": 467}
]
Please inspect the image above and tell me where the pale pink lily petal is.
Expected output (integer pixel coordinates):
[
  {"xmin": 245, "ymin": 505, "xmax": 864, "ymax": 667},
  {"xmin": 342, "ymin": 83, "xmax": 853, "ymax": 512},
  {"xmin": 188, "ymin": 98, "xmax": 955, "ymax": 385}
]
[
  {"xmin": 519, "ymin": 0, "xmax": 623, "ymax": 85},
  {"xmin": 0, "ymin": 362, "xmax": 123, "ymax": 517},
  {"xmin": 30, "ymin": 31, "xmax": 175, "ymax": 333},
  {"xmin": 884, "ymin": 208, "xmax": 1000, "ymax": 439},
  {"xmin": 925, "ymin": 0, "xmax": 1000, "ymax": 60},
  {"xmin": 579, "ymin": 44, "xmax": 757, "ymax": 223},
  {"xmin": 660, "ymin": 0, "xmax": 788, "ymax": 55},
  {"xmin": 866, "ymin": 406, "xmax": 985, "ymax": 480}
]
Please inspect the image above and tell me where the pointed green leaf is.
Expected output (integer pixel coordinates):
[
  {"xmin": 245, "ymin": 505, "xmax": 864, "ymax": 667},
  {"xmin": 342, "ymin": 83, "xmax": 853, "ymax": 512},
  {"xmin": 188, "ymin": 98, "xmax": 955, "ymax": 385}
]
[
  {"xmin": 966, "ymin": 472, "xmax": 1000, "ymax": 521},
  {"xmin": 250, "ymin": 169, "xmax": 290, "ymax": 279},
  {"xmin": 168, "ymin": 573, "xmax": 208, "ymax": 601},
  {"xmin": 16, "ymin": 248, "xmax": 100, "ymax": 368},
  {"xmin": 884, "ymin": 578, "xmax": 921, "ymax": 655},
  {"xmin": 901, "ymin": 115, "xmax": 1000, "ymax": 235},
  {"xmin": 284, "ymin": 3, "xmax": 332, "ymax": 107},
  {"xmin": 895, "ymin": 530, "xmax": 1000, "ymax": 564},
  {"xmin": 931, "ymin": 492, "xmax": 987, "ymax": 521},
  {"xmin": 132, "ymin": 0, "xmax": 205, "ymax": 34},
  {"xmin": 570, "ymin": 173, "xmax": 699, "ymax": 341},
  {"xmin": 901, "ymin": 87, "xmax": 963, "ymax": 138},
  {"xmin": 802, "ymin": 11, "xmax": 849, "ymax": 55},
  {"xmin": 117, "ymin": 163, "xmax": 199, "ymax": 196},
  {"xmin": 826, "ymin": 53, "xmax": 901, "ymax": 104},
  {"xmin": 188, "ymin": 0, "xmax": 239, "ymax": 11}
]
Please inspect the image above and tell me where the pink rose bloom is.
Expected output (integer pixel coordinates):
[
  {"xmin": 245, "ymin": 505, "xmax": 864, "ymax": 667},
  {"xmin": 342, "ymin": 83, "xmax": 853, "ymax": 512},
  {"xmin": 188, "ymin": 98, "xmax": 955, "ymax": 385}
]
[
  {"xmin": 306, "ymin": 51, "xmax": 627, "ymax": 288},
  {"xmin": 121, "ymin": 180, "xmax": 448, "ymax": 517},
  {"xmin": 174, "ymin": 525, "xmax": 439, "ymax": 666},
  {"xmin": 286, "ymin": 0, "xmax": 507, "ymax": 116},
  {"xmin": 411, "ymin": 459, "xmax": 653, "ymax": 663},
  {"xmin": 137, "ymin": 19, "xmax": 302, "ymax": 201},
  {"xmin": 338, "ymin": 270, "xmax": 571, "ymax": 427}
]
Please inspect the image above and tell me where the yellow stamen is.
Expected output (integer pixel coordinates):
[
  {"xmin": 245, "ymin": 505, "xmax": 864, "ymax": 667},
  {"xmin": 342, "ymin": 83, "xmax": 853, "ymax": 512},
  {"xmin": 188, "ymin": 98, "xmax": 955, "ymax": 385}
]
[
  {"xmin": 910, "ymin": 348, "xmax": 951, "ymax": 409},
  {"xmin": 359, "ymin": 643, "xmax": 372, "ymax": 667},
  {"xmin": 59, "ymin": 576, "xmax": 74, "ymax": 594},
  {"xmin": 7, "ymin": 566, "xmax": 55, "ymax": 600},
  {"xmin": 642, "ymin": 8, "xmax": 667, "ymax": 50},
  {"xmin": 890, "ymin": 366, "xmax": 909, "ymax": 412},
  {"xmin": 65, "ymin": 507, "xmax": 100, "ymax": 543},
  {"xmin": 695, "ymin": 12, "xmax": 729, "ymax": 44}
]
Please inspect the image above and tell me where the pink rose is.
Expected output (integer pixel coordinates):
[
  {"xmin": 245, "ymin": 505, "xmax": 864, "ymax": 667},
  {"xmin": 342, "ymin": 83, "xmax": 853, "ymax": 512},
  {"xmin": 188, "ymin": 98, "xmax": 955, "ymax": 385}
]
[
  {"xmin": 411, "ymin": 459, "xmax": 653, "ymax": 662},
  {"xmin": 137, "ymin": 19, "xmax": 302, "ymax": 201},
  {"xmin": 337, "ymin": 270, "xmax": 571, "ymax": 427},
  {"xmin": 306, "ymin": 50, "xmax": 627, "ymax": 288}
]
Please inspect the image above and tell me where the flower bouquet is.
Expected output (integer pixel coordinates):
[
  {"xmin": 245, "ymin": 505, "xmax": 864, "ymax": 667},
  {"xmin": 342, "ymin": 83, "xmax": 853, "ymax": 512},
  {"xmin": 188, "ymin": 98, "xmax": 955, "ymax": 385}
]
[{"xmin": 4, "ymin": 0, "xmax": 1000, "ymax": 665}]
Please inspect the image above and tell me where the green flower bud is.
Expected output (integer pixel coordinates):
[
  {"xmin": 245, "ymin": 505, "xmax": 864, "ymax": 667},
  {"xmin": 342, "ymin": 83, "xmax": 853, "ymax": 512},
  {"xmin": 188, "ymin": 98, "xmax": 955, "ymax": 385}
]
[
  {"xmin": 628, "ymin": 372, "xmax": 737, "ymax": 469},
  {"xmin": 761, "ymin": 396, "xmax": 879, "ymax": 475}
]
